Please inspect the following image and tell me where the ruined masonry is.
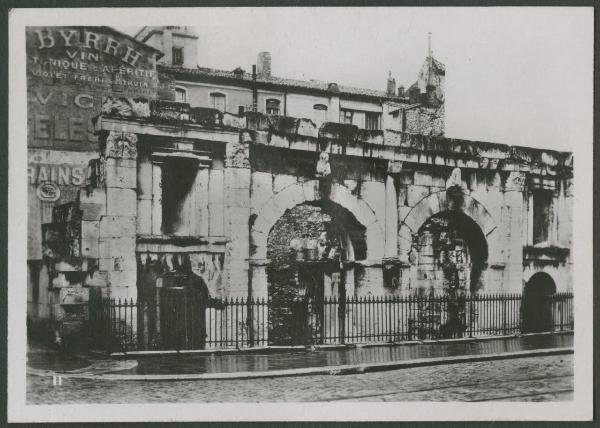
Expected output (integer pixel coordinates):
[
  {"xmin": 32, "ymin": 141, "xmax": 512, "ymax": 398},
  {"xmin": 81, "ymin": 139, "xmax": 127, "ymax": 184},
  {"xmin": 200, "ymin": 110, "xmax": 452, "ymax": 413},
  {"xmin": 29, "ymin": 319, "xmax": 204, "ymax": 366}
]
[{"xmin": 30, "ymin": 26, "xmax": 573, "ymax": 346}]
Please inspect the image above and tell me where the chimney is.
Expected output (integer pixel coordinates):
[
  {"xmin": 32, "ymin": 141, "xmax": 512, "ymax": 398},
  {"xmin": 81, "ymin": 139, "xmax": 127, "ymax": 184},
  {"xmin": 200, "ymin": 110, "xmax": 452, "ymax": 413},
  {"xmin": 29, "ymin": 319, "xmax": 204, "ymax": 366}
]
[
  {"xmin": 257, "ymin": 51, "xmax": 271, "ymax": 77},
  {"xmin": 386, "ymin": 71, "xmax": 396, "ymax": 96}
]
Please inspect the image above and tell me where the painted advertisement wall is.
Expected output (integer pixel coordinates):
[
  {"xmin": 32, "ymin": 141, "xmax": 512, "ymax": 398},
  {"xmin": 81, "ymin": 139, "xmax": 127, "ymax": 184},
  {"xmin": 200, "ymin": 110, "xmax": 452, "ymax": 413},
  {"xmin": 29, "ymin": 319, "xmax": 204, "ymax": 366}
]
[{"xmin": 26, "ymin": 27, "xmax": 170, "ymax": 259}]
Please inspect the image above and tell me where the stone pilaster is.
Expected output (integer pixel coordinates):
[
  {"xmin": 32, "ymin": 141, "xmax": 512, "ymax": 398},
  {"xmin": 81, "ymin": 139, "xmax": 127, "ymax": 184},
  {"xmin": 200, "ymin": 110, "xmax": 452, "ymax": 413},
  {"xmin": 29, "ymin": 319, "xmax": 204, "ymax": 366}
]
[
  {"xmin": 223, "ymin": 135, "xmax": 251, "ymax": 298},
  {"xmin": 99, "ymin": 131, "xmax": 139, "ymax": 300},
  {"xmin": 136, "ymin": 154, "xmax": 152, "ymax": 235},
  {"xmin": 502, "ymin": 171, "xmax": 526, "ymax": 293},
  {"xmin": 384, "ymin": 174, "xmax": 398, "ymax": 259}
]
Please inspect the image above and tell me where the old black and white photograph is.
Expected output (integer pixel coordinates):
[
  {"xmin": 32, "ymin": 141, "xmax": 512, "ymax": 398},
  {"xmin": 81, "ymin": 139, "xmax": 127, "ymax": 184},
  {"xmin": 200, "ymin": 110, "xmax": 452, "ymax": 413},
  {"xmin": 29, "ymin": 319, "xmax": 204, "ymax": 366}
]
[{"xmin": 7, "ymin": 6, "xmax": 593, "ymax": 422}]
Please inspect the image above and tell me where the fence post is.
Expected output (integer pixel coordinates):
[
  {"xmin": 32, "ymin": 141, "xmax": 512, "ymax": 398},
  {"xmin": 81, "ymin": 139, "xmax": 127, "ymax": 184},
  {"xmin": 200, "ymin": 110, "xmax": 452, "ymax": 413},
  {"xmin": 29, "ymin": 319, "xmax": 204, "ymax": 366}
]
[
  {"xmin": 468, "ymin": 295, "xmax": 473, "ymax": 338},
  {"xmin": 560, "ymin": 293, "xmax": 564, "ymax": 331},
  {"xmin": 247, "ymin": 297, "xmax": 254, "ymax": 347},
  {"xmin": 502, "ymin": 293, "xmax": 507, "ymax": 335}
]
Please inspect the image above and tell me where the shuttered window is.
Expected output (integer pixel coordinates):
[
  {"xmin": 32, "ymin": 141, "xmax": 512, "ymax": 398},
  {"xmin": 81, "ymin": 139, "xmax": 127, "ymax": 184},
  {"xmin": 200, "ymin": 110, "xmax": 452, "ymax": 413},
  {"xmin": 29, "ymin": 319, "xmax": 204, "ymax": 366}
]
[
  {"xmin": 266, "ymin": 98, "xmax": 281, "ymax": 115},
  {"xmin": 365, "ymin": 112, "xmax": 381, "ymax": 130},
  {"xmin": 210, "ymin": 92, "xmax": 226, "ymax": 112}
]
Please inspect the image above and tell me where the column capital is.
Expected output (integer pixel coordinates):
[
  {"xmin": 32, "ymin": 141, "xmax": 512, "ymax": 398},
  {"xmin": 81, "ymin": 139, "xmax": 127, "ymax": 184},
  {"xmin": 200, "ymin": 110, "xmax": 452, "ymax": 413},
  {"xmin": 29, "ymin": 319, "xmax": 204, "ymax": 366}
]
[
  {"xmin": 104, "ymin": 131, "xmax": 138, "ymax": 160},
  {"xmin": 225, "ymin": 139, "xmax": 250, "ymax": 169},
  {"xmin": 505, "ymin": 171, "xmax": 526, "ymax": 192}
]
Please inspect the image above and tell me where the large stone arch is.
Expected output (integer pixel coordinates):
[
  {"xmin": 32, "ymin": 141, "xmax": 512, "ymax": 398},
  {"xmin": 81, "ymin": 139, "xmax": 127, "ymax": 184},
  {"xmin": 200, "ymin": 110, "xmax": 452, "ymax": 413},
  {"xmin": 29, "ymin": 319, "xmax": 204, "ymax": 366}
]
[
  {"xmin": 251, "ymin": 180, "xmax": 385, "ymax": 261},
  {"xmin": 398, "ymin": 190, "xmax": 501, "ymax": 265}
]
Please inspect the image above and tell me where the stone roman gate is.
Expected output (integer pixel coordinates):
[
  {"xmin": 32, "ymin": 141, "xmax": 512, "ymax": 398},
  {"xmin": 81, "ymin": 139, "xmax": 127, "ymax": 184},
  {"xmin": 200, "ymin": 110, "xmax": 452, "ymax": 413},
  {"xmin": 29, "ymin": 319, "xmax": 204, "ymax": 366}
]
[{"xmin": 39, "ymin": 105, "xmax": 572, "ymax": 344}]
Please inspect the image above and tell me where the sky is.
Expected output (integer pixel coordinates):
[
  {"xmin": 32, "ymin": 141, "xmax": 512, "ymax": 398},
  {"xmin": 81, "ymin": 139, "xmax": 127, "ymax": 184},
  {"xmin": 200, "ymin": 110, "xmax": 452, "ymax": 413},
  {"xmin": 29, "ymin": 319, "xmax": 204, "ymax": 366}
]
[{"xmin": 119, "ymin": 7, "xmax": 593, "ymax": 151}]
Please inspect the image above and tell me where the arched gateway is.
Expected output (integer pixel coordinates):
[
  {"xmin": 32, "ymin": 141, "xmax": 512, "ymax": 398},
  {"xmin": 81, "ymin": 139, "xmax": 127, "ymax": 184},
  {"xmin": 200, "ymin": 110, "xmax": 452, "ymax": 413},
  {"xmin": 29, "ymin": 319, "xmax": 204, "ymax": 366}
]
[
  {"xmin": 250, "ymin": 179, "xmax": 384, "ymax": 345},
  {"xmin": 250, "ymin": 180, "xmax": 385, "ymax": 261},
  {"xmin": 399, "ymin": 188, "xmax": 500, "ymax": 293}
]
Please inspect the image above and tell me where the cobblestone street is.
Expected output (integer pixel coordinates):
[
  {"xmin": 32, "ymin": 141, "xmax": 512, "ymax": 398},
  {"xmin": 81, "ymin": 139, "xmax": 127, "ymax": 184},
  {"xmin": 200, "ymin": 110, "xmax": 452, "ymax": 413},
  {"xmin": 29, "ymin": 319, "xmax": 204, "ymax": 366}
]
[{"xmin": 27, "ymin": 354, "xmax": 572, "ymax": 403}]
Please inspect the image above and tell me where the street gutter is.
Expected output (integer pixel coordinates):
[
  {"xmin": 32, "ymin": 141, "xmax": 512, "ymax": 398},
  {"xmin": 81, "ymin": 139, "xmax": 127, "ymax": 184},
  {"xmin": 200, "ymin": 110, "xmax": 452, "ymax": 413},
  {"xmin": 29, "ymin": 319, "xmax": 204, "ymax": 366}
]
[
  {"xmin": 28, "ymin": 346, "xmax": 573, "ymax": 382},
  {"xmin": 108, "ymin": 330, "xmax": 574, "ymax": 359}
]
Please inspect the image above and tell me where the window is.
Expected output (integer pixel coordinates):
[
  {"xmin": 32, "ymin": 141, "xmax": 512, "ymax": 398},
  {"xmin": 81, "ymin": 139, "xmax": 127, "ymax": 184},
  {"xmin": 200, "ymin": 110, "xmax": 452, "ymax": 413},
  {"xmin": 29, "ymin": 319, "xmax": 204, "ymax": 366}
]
[
  {"xmin": 238, "ymin": 106, "xmax": 245, "ymax": 115},
  {"xmin": 161, "ymin": 158, "xmax": 198, "ymax": 235},
  {"xmin": 266, "ymin": 98, "xmax": 281, "ymax": 115},
  {"xmin": 175, "ymin": 87, "xmax": 187, "ymax": 103},
  {"xmin": 532, "ymin": 190, "xmax": 553, "ymax": 244},
  {"xmin": 365, "ymin": 112, "xmax": 381, "ymax": 130},
  {"xmin": 209, "ymin": 92, "xmax": 226, "ymax": 112},
  {"xmin": 313, "ymin": 104, "xmax": 328, "ymax": 126},
  {"xmin": 172, "ymin": 47, "xmax": 184, "ymax": 66},
  {"xmin": 340, "ymin": 109, "xmax": 353, "ymax": 124}
]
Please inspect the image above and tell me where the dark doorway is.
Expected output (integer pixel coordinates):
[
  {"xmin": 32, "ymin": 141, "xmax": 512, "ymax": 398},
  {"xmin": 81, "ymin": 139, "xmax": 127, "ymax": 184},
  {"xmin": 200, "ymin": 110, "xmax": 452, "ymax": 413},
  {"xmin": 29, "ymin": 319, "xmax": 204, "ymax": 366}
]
[
  {"xmin": 159, "ymin": 273, "xmax": 209, "ymax": 350},
  {"xmin": 266, "ymin": 201, "xmax": 365, "ymax": 345},
  {"xmin": 136, "ymin": 255, "xmax": 212, "ymax": 350},
  {"xmin": 522, "ymin": 272, "xmax": 556, "ymax": 333}
]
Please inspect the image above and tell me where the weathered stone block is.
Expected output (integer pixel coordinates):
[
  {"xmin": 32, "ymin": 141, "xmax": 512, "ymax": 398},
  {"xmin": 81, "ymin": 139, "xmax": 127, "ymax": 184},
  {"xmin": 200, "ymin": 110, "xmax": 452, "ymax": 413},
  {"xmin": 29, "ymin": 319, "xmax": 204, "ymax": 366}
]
[
  {"xmin": 106, "ymin": 188, "xmax": 137, "ymax": 216},
  {"xmin": 250, "ymin": 265, "xmax": 269, "ymax": 299},
  {"xmin": 99, "ymin": 237, "xmax": 136, "ymax": 259},
  {"xmin": 251, "ymin": 171, "xmax": 274, "ymax": 212},
  {"xmin": 105, "ymin": 165, "xmax": 136, "ymax": 189},
  {"xmin": 81, "ymin": 220, "xmax": 99, "ymax": 258},
  {"xmin": 355, "ymin": 267, "xmax": 384, "ymax": 296},
  {"xmin": 228, "ymin": 239, "xmax": 250, "ymax": 260},
  {"xmin": 366, "ymin": 223, "xmax": 385, "ymax": 260},
  {"xmin": 225, "ymin": 167, "xmax": 251, "ymax": 190},
  {"xmin": 406, "ymin": 185, "xmax": 430, "ymax": 207},
  {"xmin": 272, "ymin": 184, "xmax": 304, "ymax": 216},
  {"xmin": 136, "ymin": 199, "xmax": 152, "ymax": 235},
  {"xmin": 249, "ymin": 229, "xmax": 267, "ymax": 252},
  {"xmin": 251, "ymin": 213, "xmax": 272, "ymax": 236},
  {"xmin": 404, "ymin": 198, "xmax": 435, "ymax": 232},
  {"xmin": 273, "ymin": 174, "xmax": 296, "ymax": 193},
  {"xmin": 229, "ymin": 188, "xmax": 250, "ymax": 208},
  {"xmin": 413, "ymin": 171, "xmax": 433, "ymax": 187},
  {"xmin": 398, "ymin": 224, "xmax": 413, "ymax": 243},
  {"xmin": 269, "ymin": 134, "xmax": 289, "ymax": 149},
  {"xmin": 79, "ymin": 188, "xmax": 107, "ymax": 221},
  {"xmin": 137, "ymin": 157, "xmax": 153, "ymax": 200},
  {"xmin": 227, "ymin": 203, "xmax": 250, "ymax": 224},
  {"xmin": 108, "ymin": 269, "xmax": 137, "ymax": 289},
  {"xmin": 99, "ymin": 216, "xmax": 136, "ymax": 238},
  {"xmin": 85, "ymin": 270, "xmax": 108, "ymax": 288},
  {"xmin": 105, "ymin": 158, "xmax": 137, "ymax": 169},
  {"xmin": 100, "ymin": 256, "xmax": 136, "ymax": 273},
  {"xmin": 351, "ymin": 199, "xmax": 377, "ymax": 228},
  {"xmin": 360, "ymin": 181, "xmax": 386, "ymax": 223}
]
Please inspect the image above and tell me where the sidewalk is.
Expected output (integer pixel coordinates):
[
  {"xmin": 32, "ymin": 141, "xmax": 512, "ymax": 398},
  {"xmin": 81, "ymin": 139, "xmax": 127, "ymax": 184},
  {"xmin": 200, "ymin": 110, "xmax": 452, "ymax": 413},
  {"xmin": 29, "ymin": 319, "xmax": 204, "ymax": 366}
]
[{"xmin": 27, "ymin": 332, "xmax": 573, "ymax": 379}]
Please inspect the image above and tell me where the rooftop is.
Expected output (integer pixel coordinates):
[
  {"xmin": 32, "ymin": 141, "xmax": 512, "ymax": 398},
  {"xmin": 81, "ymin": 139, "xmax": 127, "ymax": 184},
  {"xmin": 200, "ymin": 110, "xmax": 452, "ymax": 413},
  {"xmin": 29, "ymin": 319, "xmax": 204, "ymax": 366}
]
[{"xmin": 159, "ymin": 64, "xmax": 413, "ymax": 103}]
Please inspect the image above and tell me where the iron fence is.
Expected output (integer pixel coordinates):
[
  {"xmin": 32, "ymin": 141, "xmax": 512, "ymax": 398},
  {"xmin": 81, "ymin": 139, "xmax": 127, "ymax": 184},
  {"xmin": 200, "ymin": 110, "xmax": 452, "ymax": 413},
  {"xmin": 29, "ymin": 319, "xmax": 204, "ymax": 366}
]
[
  {"xmin": 89, "ymin": 291, "xmax": 573, "ymax": 352},
  {"xmin": 89, "ymin": 293, "xmax": 269, "ymax": 353},
  {"xmin": 317, "ymin": 292, "xmax": 573, "ymax": 344}
]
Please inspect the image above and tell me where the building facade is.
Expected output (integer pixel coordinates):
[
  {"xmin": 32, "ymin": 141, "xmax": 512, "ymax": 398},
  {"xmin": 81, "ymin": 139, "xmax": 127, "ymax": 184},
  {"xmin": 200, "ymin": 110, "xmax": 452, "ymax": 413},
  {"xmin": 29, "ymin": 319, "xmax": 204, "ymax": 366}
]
[{"xmin": 26, "ymin": 26, "xmax": 573, "ymax": 345}]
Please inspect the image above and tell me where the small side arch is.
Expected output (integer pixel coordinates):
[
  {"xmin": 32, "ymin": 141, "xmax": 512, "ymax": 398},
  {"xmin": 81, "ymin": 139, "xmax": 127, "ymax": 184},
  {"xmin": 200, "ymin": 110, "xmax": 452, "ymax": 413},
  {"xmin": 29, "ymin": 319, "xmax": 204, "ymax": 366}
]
[{"xmin": 522, "ymin": 271, "xmax": 557, "ymax": 333}]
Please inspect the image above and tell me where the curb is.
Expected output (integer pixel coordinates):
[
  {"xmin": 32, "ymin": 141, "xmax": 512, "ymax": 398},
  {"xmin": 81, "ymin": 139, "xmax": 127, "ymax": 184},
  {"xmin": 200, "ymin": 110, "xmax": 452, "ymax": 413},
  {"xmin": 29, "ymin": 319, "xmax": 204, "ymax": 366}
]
[
  {"xmin": 28, "ymin": 346, "xmax": 573, "ymax": 382},
  {"xmin": 108, "ymin": 330, "xmax": 574, "ymax": 358}
]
